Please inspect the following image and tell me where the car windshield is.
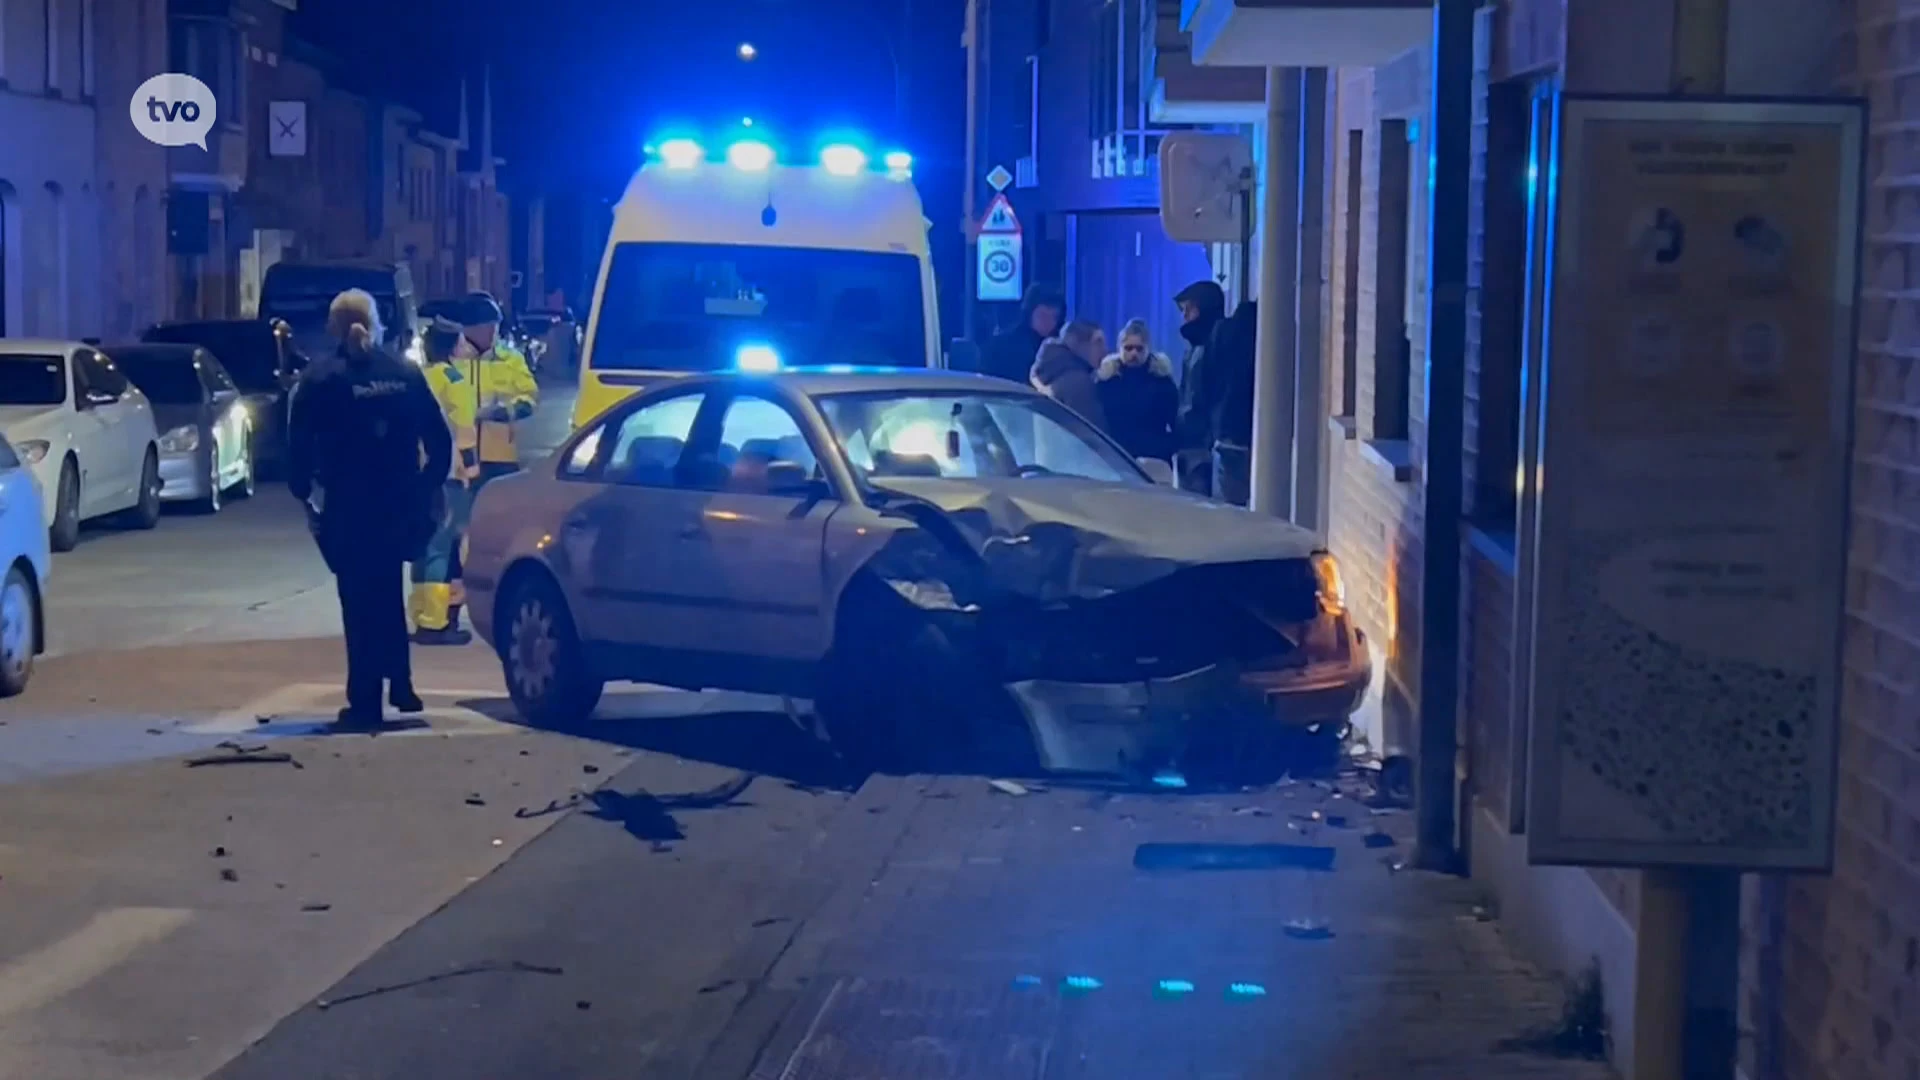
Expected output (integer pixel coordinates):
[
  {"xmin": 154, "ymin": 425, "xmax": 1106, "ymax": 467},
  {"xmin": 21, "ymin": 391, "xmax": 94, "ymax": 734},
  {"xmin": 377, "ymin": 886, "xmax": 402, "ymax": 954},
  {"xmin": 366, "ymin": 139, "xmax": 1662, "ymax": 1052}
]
[
  {"xmin": 108, "ymin": 350, "xmax": 204, "ymax": 405},
  {"xmin": 141, "ymin": 322, "xmax": 285, "ymax": 392},
  {"xmin": 588, "ymin": 242, "xmax": 926, "ymax": 372},
  {"xmin": 0, "ymin": 357, "xmax": 66, "ymax": 406},
  {"xmin": 815, "ymin": 390, "xmax": 1144, "ymax": 485}
]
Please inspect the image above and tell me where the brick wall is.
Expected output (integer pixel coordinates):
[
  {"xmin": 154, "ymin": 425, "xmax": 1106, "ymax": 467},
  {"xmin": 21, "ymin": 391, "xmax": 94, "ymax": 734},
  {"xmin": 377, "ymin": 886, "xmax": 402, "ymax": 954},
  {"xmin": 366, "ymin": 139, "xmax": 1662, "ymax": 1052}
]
[
  {"xmin": 93, "ymin": 0, "xmax": 168, "ymax": 338},
  {"xmin": 1325, "ymin": 53, "xmax": 1428, "ymax": 754},
  {"xmin": 1736, "ymin": 2, "xmax": 1920, "ymax": 1076}
]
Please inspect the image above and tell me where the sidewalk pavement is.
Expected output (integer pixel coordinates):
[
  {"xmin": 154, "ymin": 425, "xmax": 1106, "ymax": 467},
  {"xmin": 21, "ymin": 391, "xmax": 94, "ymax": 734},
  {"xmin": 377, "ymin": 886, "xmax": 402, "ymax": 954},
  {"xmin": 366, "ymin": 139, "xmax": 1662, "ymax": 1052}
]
[
  {"xmin": 0, "ymin": 716, "xmax": 636, "ymax": 1080},
  {"xmin": 719, "ymin": 772, "xmax": 1620, "ymax": 1080}
]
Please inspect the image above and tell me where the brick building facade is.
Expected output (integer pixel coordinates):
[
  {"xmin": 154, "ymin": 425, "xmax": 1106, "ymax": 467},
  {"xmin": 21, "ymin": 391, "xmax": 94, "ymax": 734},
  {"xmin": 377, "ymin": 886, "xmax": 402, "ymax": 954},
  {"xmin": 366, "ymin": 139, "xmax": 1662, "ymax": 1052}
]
[
  {"xmin": 1130, "ymin": 0, "xmax": 1885, "ymax": 1075},
  {"xmin": 0, "ymin": 0, "xmax": 167, "ymax": 339}
]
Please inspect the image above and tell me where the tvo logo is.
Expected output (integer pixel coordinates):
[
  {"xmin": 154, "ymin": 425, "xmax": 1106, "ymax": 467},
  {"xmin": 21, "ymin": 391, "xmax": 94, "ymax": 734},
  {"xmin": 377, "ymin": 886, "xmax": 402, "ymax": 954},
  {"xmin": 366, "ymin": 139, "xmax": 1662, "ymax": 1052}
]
[{"xmin": 130, "ymin": 73, "xmax": 217, "ymax": 149}]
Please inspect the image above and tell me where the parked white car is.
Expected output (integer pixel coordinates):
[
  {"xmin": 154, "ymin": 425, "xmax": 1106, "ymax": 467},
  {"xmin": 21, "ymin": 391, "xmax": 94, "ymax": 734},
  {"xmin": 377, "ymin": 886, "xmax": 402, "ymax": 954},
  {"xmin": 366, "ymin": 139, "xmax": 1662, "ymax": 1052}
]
[
  {"xmin": 0, "ymin": 341, "xmax": 164, "ymax": 551},
  {"xmin": 0, "ymin": 427, "xmax": 50, "ymax": 695}
]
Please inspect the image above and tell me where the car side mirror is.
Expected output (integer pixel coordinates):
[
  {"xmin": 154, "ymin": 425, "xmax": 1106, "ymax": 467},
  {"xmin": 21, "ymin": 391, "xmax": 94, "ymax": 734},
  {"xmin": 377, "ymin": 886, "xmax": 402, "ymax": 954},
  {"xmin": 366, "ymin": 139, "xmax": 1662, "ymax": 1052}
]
[
  {"xmin": 1138, "ymin": 457, "xmax": 1175, "ymax": 485},
  {"xmin": 764, "ymin": 460, "xmax": 823, "ymax": 498}
]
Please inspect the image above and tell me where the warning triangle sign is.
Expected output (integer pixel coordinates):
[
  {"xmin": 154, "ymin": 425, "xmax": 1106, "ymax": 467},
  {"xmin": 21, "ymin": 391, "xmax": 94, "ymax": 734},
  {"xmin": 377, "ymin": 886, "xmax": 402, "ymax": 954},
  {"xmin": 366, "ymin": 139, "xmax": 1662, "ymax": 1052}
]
[{"xmin": 979, "ymin": 193, "xmax": 1021, "ymax": 234}]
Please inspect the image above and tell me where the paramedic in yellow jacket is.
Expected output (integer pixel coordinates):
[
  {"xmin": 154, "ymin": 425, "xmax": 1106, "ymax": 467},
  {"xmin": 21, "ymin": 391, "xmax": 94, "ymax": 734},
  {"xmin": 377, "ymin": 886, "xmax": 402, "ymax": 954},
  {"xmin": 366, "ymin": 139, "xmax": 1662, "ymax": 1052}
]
[
  {"xmin": 457, "ymin": 292, "xmax": 538, "ymax": 487},
  {"xmin": 408, "ymin": 312, "xmax": 481, "ymax": 645}
]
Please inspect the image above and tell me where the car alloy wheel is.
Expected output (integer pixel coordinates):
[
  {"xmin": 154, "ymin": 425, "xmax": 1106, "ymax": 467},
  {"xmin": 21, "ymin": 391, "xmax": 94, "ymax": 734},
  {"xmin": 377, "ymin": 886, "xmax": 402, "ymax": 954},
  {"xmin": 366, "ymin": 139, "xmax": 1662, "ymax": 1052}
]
[
  {"xmin": 0, "ymin": 565, "xmax": 36, "ymax": 696},
  {"xmin": 500, "ymin": 574, "xmax": 603, "ymax": 729},
  {"xmin": 202, "ymin": 444, "xmax": 223, "ymax": 514},
  {"xmin": 236, "ymin": 438, "xmax": 256, "ymax": 498},
  {"xmin": 125, "ymin": 451, "xmax": 162, "ymax": 529},
  {"xmin": 509, "ymin": 598, "xmax": 558, "ymax": 702}
]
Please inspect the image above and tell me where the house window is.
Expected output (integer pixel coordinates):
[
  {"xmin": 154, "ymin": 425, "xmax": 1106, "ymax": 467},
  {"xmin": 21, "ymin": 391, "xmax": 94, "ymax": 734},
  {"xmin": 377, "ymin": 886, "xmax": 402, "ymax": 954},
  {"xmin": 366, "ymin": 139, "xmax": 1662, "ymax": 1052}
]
[
  {"xmin": 167, "ymin": 18, "xmax": 238, "ymax": 126},
  {"xmin": 1369, "ymin": 118, "xmax": 1414, "ymax": 443},
  {"xmin": 1470, "ymin": 80, "xmax": 1540, "ymax": 529},
  {"xmin": 1339, "ymin": 129, "xmax": 1362, "ymax": 419},
  {"xmin": 80, "ymin": 0, "xmax": 94, "ymax": 96}
]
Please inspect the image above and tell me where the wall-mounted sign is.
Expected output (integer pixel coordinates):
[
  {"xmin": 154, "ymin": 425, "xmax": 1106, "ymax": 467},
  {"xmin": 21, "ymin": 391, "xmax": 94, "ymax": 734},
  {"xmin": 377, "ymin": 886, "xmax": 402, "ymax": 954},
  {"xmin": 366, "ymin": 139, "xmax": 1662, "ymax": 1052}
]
[
  {"xmin": 976, "ymin": 234, "xmax": 1022, "ymax": 302},
  {"xmin": 268, "ymin": 101, "xmax": 306, "ymax": 157},
  {"xmin": 1525, "ymin": 94, "xmax": 1865, "ymax": 873},
  {"xmin": 975, "ymin": 193, "xmax": 1023, "ymax": 302}
]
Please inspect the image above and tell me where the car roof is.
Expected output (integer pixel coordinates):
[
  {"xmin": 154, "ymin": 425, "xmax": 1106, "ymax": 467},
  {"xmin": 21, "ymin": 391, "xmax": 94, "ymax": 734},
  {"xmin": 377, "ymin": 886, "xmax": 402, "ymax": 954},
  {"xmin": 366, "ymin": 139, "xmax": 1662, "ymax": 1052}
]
[
  {"xmin": 106, "ymin": 343, "xmax": 201, "ymax": 362},
  {"xmin": 671, "ymin": 368, "xmax": 1035, "ymax": 397},
  {"xmin": 0, "ymin": 339, "xmax": 82, "ymax": 356}
]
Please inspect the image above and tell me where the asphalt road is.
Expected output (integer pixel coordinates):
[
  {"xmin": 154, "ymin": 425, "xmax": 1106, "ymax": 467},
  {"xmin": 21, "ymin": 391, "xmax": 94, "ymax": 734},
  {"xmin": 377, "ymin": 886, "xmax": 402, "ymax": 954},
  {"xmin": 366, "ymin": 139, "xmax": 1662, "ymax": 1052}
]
[
  {"xmin": 39, "ymin": 374, "xmax": 581, "ymax": 658},
  {"xmin": 0, "ymin": 371, "xmax": 1596, "ymax": 1080}
]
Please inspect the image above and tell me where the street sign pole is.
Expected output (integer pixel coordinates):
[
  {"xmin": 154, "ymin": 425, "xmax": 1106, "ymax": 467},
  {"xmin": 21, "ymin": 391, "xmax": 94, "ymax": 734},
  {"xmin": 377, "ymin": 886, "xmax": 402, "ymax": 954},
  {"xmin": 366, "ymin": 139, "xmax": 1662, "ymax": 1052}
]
[{"xmin": 975, "ymin": 192, "xmax": 1023, "ymax": 304}]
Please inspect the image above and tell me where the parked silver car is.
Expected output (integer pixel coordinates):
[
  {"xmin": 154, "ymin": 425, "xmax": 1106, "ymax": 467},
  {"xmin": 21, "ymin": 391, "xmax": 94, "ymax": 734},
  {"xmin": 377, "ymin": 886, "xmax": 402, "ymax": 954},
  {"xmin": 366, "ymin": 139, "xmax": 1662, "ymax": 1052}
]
[
  {"xmin": 462, "ymin": 369, "xmax": 1370, "ymax": 776},
  {"xmin": 104, "ymin": 345, "xmax": 256, "ymax": 513}
]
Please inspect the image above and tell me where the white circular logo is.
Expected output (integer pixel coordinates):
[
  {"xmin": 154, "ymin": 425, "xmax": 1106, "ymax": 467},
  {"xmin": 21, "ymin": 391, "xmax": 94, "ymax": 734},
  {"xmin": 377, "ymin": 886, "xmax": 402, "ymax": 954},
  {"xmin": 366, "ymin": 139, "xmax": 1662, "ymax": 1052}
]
[{"xmin": 130, "ymin": 73, "xmax": 217, "ymax": 149}]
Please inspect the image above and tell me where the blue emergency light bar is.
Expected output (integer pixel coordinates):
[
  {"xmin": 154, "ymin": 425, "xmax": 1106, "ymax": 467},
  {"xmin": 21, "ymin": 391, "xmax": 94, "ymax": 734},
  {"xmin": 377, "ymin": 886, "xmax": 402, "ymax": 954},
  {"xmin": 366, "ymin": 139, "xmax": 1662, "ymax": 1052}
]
[
  {"xmin": 645, "ymin": 132, "xmax": 912, "ymax": 178},
  {"xmin": 735, "ymin": 343, "xmax": 781, "ymax": 371}
]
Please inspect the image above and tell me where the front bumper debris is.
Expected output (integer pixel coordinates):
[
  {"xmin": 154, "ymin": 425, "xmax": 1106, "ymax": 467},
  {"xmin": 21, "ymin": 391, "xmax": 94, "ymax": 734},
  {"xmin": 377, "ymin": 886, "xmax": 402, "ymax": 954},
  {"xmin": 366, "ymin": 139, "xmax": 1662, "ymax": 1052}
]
[{"xmin": 1003, "ymin": 619, "xmax": 1372, "ymax": 776}]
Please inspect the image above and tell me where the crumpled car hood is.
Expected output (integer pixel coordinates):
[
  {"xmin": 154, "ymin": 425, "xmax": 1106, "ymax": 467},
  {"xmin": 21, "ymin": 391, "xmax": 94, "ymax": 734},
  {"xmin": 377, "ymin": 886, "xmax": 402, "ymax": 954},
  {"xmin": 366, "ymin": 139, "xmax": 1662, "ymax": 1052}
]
[{"xmin": 867, "ymin": 475, "xmax": 1321, "ymax": 603}]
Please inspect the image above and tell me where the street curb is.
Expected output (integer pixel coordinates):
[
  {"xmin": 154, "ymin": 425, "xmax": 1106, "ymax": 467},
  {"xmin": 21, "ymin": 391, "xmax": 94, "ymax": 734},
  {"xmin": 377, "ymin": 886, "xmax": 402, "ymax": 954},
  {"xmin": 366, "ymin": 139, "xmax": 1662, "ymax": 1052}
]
[{"xmin": 681, "ymin": 772, "xmax": 936, "ymax": 1080}]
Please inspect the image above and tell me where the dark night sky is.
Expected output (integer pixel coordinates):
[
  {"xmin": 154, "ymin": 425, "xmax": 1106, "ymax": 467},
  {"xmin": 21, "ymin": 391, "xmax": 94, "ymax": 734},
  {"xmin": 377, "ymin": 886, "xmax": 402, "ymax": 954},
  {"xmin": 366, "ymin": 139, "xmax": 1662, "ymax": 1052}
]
[{"xmin": 294, "ymin": 0, "xmax": 965, "ymax": 200}]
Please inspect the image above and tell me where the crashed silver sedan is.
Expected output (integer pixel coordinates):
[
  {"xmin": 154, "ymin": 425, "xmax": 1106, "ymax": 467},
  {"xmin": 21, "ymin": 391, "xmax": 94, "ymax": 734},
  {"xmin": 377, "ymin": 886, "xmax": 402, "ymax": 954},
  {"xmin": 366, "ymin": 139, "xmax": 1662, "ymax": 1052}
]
[{"xmin": 462, "ymin": 368, "xmax": 1371, "ymax": 776}]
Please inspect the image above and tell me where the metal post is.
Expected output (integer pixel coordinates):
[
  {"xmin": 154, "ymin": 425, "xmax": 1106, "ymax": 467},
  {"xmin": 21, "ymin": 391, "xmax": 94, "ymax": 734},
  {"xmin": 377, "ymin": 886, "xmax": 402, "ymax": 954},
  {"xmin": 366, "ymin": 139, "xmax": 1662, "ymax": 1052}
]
[
  {"xmin": 961, "ymin": 0, "xmax": 980, "ymax": 342},
  {"xmin": 1633, "ymin": 0, "xmax": 1739, "ymax": 1075},
  {"xmin": 1412, "ymin": 0, "xmax": 1473, "ymax": 873},
  {"xmin": 1250, "ymin": 67, "xmax": 1300, "ymax": 518},
  {"xmin": 1293, "ymin": 68, "xmax": 1329, "ymax": 534}
]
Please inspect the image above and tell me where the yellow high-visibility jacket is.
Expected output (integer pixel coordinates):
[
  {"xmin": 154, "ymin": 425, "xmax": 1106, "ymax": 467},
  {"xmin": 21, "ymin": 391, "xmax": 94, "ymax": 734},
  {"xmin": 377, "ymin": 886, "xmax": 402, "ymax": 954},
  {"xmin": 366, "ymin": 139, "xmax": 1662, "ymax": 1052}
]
[
  {"xmin": 424, "ymin": 360, "xmax": 481, "ymax": 482},
  {"xmin": 470, "ymin": 344, "xmax": 538, "ymax": 464}
]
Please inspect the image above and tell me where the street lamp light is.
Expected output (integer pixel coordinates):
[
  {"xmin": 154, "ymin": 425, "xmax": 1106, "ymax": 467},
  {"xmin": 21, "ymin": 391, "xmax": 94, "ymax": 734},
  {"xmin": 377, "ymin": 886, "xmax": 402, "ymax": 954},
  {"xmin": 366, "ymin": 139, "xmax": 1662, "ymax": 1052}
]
[{"xmin": 737, "ymin": 42, "xmax": 756, "ymax": 60}]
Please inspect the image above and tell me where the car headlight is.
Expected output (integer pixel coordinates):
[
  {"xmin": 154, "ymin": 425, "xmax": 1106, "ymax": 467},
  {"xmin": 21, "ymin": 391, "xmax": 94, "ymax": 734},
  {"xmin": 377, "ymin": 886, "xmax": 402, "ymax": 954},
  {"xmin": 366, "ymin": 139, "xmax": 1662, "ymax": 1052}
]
[
  {"xmin": 159, "ymin": 425, "xmax": 200, "ymax": 454},
  {"xmin": 1310, "ymin": 552, "xmax": 1347, "ymax": 613},
  {"xmin": 13, "ymin": 439, "xmax": 49, "ymax": 466}
]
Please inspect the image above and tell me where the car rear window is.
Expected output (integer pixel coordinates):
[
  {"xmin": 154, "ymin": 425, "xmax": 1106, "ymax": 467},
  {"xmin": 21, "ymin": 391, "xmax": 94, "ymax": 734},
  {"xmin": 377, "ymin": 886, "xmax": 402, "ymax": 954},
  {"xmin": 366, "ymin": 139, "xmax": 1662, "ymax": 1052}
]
[
  {"xmin": 142, "ymin": 323, "xmax": 282, "ymax": 392},
  {"xmin": 109, "ymin": 350, "xmax": 205, "ymax": 404},
  {"xmin": 0, "ymin": 357, "xmax": 65, "ymax": 406}
]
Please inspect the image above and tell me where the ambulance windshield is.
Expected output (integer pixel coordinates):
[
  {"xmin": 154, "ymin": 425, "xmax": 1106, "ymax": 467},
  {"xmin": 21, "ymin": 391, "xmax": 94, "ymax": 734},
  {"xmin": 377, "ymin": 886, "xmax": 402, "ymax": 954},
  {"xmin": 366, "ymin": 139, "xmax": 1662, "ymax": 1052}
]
[{"xmin": 587, "ymin": 242, "xmax": 927, "ymax": 371}]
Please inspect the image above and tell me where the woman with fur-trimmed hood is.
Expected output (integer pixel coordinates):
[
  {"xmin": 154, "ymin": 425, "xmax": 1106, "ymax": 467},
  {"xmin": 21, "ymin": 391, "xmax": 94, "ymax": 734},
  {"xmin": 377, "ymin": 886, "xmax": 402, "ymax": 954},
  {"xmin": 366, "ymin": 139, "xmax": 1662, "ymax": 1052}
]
[{"xmin": 1095, "ymin": 318, "xmax": 1178, "ymax": 462}]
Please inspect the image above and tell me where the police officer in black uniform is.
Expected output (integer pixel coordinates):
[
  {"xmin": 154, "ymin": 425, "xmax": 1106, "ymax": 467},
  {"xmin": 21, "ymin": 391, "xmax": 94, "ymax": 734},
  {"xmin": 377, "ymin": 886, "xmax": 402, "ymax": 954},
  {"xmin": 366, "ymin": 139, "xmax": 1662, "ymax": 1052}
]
[{"xmin": 287, "ymin": 288, "xmax": 453, "ymax": 728}]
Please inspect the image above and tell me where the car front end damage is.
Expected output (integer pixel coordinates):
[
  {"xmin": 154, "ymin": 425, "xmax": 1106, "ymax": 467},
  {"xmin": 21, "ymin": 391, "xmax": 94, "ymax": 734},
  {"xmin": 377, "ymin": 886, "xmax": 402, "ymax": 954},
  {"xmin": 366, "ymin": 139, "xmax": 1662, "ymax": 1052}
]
[{"xmin": 858, "ymin": 480, "xmax": 1372, "ymax": 777}]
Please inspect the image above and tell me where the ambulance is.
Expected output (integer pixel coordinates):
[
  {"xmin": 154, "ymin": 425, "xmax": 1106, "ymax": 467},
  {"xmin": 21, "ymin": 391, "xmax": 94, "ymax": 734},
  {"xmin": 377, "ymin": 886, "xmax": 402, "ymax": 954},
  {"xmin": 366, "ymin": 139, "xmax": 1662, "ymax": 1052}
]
[{"xmin": 572, "ymin": 134, "xmax": 944, "ymax": 429}]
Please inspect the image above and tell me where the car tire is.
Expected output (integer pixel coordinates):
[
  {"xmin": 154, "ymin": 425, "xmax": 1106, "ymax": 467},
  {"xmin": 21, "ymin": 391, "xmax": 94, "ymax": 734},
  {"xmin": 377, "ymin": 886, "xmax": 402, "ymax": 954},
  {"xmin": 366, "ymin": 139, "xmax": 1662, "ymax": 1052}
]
[
  {"xmin": 120, "ymin": 450, "xmax": 162, "ymax": 530},
  {"xmin": 196, "ymin": 444, "xmax": 223, "ymax": 515},
  {"xmin": 499, "ymin": 571, "xmax": 603, "ymax": 729},
  {"xmin": 48, "ymin": 459, "xmax": 80, "ymax": 553},
  {"xmin": 0, "ymin": 563, "xmax": 37, "ymax": 697},
  {"xmin": 232, "ymin": 437, "xmax": 256, "ymax": 500},
  {"xmin": 815, "ymin": 576, "xmax": 1012, "ymax": 774}
]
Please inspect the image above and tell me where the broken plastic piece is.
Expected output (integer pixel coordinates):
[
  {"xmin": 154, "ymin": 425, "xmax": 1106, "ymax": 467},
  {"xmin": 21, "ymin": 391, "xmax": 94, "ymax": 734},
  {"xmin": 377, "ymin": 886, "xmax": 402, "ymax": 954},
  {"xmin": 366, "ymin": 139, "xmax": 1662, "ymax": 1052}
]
[
  {"xmin": 989, "ymin": 779, "xmax": 1029, "ymax": 796},
  {"xmin": 1133, "ymin": 842, "xmax": 1336, "ymax": 872},
  {"xmin": 1151, "ymin": 771, "xmax": 1188, "ymax": 789}
]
